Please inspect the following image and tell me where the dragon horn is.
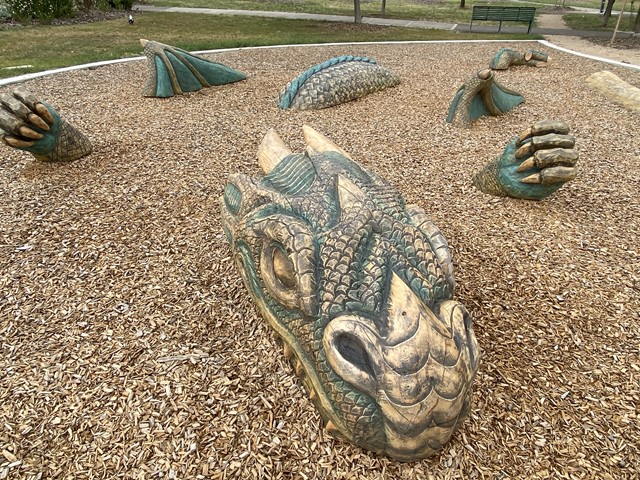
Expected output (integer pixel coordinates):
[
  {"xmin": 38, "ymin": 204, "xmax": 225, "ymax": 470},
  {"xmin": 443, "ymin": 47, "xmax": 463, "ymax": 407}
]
[
  {"xmin": 258, "ymin": 128, "xmax": 292, "ymax": 174},
  {"xmin": 302, "ymin": 125, "xmax": 352, "ymax": 160},
  {"xmin": 336, "ymin": 175, "xmax": 366, "ymax": 214}
]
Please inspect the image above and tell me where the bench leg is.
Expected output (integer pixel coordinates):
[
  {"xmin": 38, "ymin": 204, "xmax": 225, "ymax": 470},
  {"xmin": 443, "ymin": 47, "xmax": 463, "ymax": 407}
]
[
  {"xmin": 527, "ymin": 20, "xmax": 532, "ymax": 33},
  {"xmin": 498, "ymin": 19, "xmax": 502, "ymax": 33}
]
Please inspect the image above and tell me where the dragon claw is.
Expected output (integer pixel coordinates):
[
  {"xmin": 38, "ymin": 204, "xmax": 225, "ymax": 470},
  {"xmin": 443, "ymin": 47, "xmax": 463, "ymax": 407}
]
[
  {"xmin": 516, "ymin": 119, "xmax": 569, "ymax": 146},
  {"xmin": 3, "ymin": 136, "xmax": 37, "ymax": 148},
  {"xmin": 474, "ymin": 120, "xmax": 579, "ymax": 200},
  {"xmin": 0, "ymin": 87, "xmax": 92, "ymax": 162}
]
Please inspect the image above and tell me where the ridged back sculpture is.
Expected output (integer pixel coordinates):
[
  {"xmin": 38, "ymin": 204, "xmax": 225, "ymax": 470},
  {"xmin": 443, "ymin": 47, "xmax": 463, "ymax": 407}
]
[
  {"xmin": 220, "ymin": 126, "xmax": 480, "ymax": 461},
  {"xmin": 447, "ymin": 69, "xmax": 524, "ymax": 126},
  {"xmin": 490, "ymin": 48, "xmax": 549, "ymax": 70},
  {"xmin": 277, "ymin": 56, "xmax": 400, "ymax": 110},
  {"xmin": 140, "ymin": 39, "xmax": 247, "ymax": 98},
  {"xmin": 0, "ymin": 87, "xmax": 92, "ymax": 162}
]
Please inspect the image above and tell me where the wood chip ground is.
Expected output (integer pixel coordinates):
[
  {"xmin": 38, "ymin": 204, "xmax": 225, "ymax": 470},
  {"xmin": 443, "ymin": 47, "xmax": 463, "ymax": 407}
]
[{"xmin": 0, "ymin": 42, "xmax": 638, "ymax": 479}]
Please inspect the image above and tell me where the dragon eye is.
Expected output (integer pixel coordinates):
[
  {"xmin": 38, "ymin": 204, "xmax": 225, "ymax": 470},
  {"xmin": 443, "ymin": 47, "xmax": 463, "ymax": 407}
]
[
  {"xmin": 272, "ymin": 245, "xmax": 296, "ymax": 289},
  {"xmin": 260, "ymin": 242, "xmax": 299, "ymax": 310},
  {"xmin": 252, "ymin": 216, "xmax": 317, "ymax": 316}
]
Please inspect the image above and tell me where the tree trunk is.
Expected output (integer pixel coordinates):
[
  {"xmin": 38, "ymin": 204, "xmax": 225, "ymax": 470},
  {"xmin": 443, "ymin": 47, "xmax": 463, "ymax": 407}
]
[
  {"xmin": 602, "ymin": 0, "xmax": 616, "ymax": 26},
  {"xmin": 354, "ymin": 0, "xmax": 362, "ymax": 23},
  {"xmin": 460, "ymin": 0, "xmax": 466, "ymax": 9},
  {"xmin": 381, "ymin": 0, "xmax": 386, "ymax": 15},
  {"xmin": 635, "ymin": 0, "xmax": 640, "ymax": 32}
]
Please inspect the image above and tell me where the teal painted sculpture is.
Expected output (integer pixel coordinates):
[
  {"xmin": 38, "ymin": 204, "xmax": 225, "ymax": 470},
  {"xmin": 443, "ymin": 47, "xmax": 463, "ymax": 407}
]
[
  {"xmin": 447, "ymin": 69, "xmax": 524, "ymax": 126},
  {"xmin": 0, "ymin": 87, "xmax": 92, "ymax": 162},
  {"xmin": 473, "ymin": 120, "xmax": 578, "ymax": 200},
  {"xmin": 221, "ymin": 126, "xmax": 480, "ymax": 461},
  {"xmin": 140, "ymin": 39, "xmax": 246, "ymax": 98},
  {"xmin": 277, "ymin": 56, "xmax": 400, "ymax": 110},
  {"xmin": 490, "ymin": 48, "xmax": 549, "ymax": 70}
]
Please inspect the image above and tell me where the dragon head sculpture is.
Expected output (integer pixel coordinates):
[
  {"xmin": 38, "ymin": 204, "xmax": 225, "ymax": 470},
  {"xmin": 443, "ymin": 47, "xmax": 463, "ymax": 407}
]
[{"xmin": 220, "ymin": 126, "xmax": 480, "ymax": 461}]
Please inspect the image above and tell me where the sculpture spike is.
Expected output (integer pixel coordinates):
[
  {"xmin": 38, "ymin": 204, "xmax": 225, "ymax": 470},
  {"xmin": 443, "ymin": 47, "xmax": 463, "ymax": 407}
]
[
  {"xmin": 258, "ymin": 129, "xmax": 292, "ymax": 174},
  {"xmin": 28, "ymin": 113, "xmax": 49, "ymax": 131},
  {"xmin": 4, "ymin": 136, "xmax": 36, "ymax": 148},
  {"xmin": 325, "ymin": 420, "xmax": 340, "ymax": 434},
  {"xmin": 302, "ymin": 125, "xmax": 352, "ymax": 160},
  {"xmin": 34, "ymin": 103, "xmax": 54, "ymax": 125},
  {"xmin": 477, "ymin": 69, "xmax": 493, "ymax": 80},
  {"xmin": 516, "ymin": 128, "xmax": 533, "ymax": 147},
  {"xmin": 140, "ymin": 38, "xmax": 149, "ymax": 47},
  {"xmin": 283, "ymin": 342, "xmax": 294, "ymax": 359},
  {"xmin": 515, "ymin": 157, "xmax": 536, "ymax": 173},
  {"xmin": 515, "ymin": 143, "xmax": 534, "ymax": 160},
  {"xmin": 521, "ymin": 173, "xmax": 542, "ymax": 184},
  {"xmin": 336, "ymin": 175, "xmax": 367, "ymax": 214},
  {"xmin": 18, "ymin": 126, "xmax": 43, "ymax": 140}
]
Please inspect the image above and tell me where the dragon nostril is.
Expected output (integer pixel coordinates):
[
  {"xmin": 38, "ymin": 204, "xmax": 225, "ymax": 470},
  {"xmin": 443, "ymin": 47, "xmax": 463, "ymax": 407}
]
[{"xmin": 335, "ymin": 333, "xmax": 376, "ymax": 380}]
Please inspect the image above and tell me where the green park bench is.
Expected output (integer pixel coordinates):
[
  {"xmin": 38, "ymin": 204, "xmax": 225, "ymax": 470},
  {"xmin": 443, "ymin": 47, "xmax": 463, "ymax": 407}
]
[{"xmin": 470, "ymin": 6, "xmax": 537, "ymax": 34}]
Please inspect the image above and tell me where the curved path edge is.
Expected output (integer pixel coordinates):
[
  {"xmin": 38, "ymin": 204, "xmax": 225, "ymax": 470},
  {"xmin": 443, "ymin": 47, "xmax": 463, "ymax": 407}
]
[{"xmin": 1, "ymin": 39, "xmax": 638, "ymax": 87}]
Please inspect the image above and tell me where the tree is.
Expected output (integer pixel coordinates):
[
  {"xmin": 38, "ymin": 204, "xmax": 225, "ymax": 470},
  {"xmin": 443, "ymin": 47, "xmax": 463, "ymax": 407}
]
[
  {"xmin": 460, "ymin": 0, "xmax": 466, "ymax": 8},
  {"xmin": 635, "ymin": 0, "xmax": 640, "ymax": 32},
  {"xmin": 602, "ymin": 0, "xmax": 616, "ymax": 26},
  {"xmin": 354, "ymin": 0, "xmax": 362, "ymax": 23}
]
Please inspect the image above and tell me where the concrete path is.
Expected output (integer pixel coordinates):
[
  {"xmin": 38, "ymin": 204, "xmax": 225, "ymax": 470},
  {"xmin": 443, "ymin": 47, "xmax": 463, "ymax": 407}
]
[
  {"xmin": 133, "ymin": 5, "xmax": 458, "ymax": 30},
  {"xmin": 133, "ymin": 3, "xmax": 634, "ymax": 38}
]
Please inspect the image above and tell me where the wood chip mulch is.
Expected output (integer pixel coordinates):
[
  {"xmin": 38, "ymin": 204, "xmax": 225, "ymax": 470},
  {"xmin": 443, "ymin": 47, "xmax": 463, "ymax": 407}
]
[{"xmin": 0, "ymin": 42, "xmax": 638, "ymax": 479}]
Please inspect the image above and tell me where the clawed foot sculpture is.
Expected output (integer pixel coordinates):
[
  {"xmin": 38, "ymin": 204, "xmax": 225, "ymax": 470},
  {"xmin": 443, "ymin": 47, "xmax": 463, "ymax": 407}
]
[
  {"xmin": 473, "ymin": 120, "xmax": 578, "ymax": 200},
  {"xmin": 0, "ymin": 87, "xmax": 92, "ymax": 162}
]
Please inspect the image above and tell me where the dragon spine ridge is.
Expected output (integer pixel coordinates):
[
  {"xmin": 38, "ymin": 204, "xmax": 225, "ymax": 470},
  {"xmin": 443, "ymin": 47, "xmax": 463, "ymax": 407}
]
[{"xmin": 278, "ymin": 56, "xmax": 376, "ymax": 109}]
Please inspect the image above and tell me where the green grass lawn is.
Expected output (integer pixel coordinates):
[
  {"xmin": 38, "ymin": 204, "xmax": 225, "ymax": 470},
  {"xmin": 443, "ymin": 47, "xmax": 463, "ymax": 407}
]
[
  {"xmin": 0, "ymin": 11, "xmax": 539, "ymax": 79},
  {"xmin": 563, "ymin": 11, "xmax": 637, "ymax": 30},
  {"xmin": 141, "ymin": 0, "xmax": 608, "ymax": 21},
  {"xmin": 143, "ymin": 0, "xmax": 474, "ymax": 22}
]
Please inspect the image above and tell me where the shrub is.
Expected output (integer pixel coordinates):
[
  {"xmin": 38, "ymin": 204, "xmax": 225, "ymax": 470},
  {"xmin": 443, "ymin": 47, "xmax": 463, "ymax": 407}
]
[
  {"xmin": 7, "ymin": 0, "xmax": 74, "ymax": 20},
  {"xmin": 108, "ymin": 0, "xmax": 132, "ymax": 9}
]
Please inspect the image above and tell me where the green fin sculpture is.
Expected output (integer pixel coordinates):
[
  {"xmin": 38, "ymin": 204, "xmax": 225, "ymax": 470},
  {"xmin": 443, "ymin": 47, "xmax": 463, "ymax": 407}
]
[
  {"xmin": 140, "ymin": 39, "xmax": 247, "ymax": 98},
  {"xmin": 277, "ymin": 56, "xmax": 400, "ymax": 110},
  {"xmin": 473, "ymin": 120, "xmax": 578, "ymax": 200},
  {"xmin": 0, "ymin": 87, "xmax": 92, "ymax": 162},
  {"xmin": 447, "ymin": 69, "xmax": 524, "ymax": 127},
  {"xmin": 490, "ymin": 48, "xmax": 549, "ymax": 70}
]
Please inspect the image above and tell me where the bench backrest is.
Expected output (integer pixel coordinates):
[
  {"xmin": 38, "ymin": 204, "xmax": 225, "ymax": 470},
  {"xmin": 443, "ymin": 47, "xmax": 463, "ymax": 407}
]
[{"xmin": 472, "ymin": 6, "xmax": 536, "ymax": 22}]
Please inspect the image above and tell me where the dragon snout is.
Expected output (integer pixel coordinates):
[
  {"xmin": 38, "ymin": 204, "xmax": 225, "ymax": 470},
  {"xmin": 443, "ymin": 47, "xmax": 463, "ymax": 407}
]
[{"xmin": 323, "ymin": 272, "xmax": 480, "ymax": 460}]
